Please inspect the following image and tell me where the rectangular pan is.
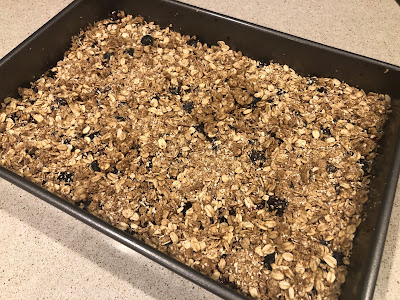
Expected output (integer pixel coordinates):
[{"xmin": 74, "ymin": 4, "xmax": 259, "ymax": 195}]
[{"xmin": 1, "ymin": 0, "xmax": 400, "ymax": 299}]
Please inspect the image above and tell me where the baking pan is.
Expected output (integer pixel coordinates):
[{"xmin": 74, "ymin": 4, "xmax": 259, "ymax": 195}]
[{"xmin": 1, "ymin": 0, "xmax": 400, "ymax": 299}]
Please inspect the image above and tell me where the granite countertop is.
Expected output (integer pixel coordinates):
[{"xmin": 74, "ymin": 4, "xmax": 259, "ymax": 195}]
[{"xmin": 1, "ymin": 1, "xmax": 399, "ymax": 299}]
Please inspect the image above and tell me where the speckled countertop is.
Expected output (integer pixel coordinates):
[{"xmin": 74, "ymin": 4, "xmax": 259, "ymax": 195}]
[{"xmin": 0, "ymin": 1, "xmax": 399, "ymax": 299}]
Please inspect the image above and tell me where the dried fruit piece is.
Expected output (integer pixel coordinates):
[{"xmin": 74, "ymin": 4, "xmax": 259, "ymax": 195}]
[
  {"xmin": 263, "ymin": 252, "xmax": 275, "ymax": 270},
  {"xmin": 141, "ymin": 35, "xmax": 154, "ymax": 46},
  {"xmin": 57, "ymin": 171, "xmax": 73, "ymax": 183},
  {"xmin": 267, "ymin": 196, "xmax": 288, "ymax": 216}
]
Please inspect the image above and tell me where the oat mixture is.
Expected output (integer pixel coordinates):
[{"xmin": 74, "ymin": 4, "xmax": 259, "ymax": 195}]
[{"xmin": 0, "ymin": 11, "xmax": 390, "ymax": 299}]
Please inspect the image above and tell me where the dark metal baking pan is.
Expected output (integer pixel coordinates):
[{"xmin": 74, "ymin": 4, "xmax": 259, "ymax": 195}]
[{"xmin": 1, "ymin": 0, "xmax": 400, "ymax": 299}]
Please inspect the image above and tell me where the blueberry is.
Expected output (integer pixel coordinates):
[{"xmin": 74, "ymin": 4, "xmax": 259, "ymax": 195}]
[
  {"xmin": 333, "ymin": 251, "xmax": 344, "ymax": 266},
  {"xmin": 267, "ymin": 196, "xmax": 288, "ymax": 216},
  {"xmin": 103, "ymin": 52, "xmax": 114, "ymax": 61},
  {"xmin": 317, "ymin": 87, "xmax": 327, "ymax": 93},
  {"xmin": 90, "ymin": 160, "xmax": 101, "ymax": 172},
  {"xmin": 321, "ymin": 127, "xmax": 332, "ymax": 136},
  {"xmin": 57, "ymin": 171, "xmax": 73, "ymax": 183},
  {"xmin": 249, "ymin": 150, "xmax": 265, "ymax": 164},
  {"xmin": 141, "ymin": 35, "xmax": 154, "ymax": 46},
  {"xmin": 263, "ymin": 252, "xmax": 275, "ymax": 270},
  {"xmin": 181, "ymin": 201, "xmax": 193, "ymax": 216},
  {"xmin": 326, "ymin": 163, "xmax": 338, "ymax": 173},
  {"xmin": 358, "ymin": 158, "xmax": 369, "ymax": 175},
  {"xmin": 55, "ymin": 97, "xmax": 67, "ymax": 106},
  {"xmin": 124, "ymin": 48, "xmax": 134, "ymax": 56},
  {"xmin": 169, "ymin": 85, "xmax": 181, "ymax": 95},
  {"xmin": 183, "ymin": 101, "xmax": 194, "ymax": 114},
  {"xmin": 115, "ymin": 116, "xmax": 126, "ymax": 121},
  {"xmin": 187, "ymin": 38, "xmax": 199, "ymax": 48}
]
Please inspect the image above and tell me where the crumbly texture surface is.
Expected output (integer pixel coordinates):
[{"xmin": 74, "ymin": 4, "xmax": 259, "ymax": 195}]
[{"xmin": 0, "ymin": 11, "xmax": 391, "ymax": 300}]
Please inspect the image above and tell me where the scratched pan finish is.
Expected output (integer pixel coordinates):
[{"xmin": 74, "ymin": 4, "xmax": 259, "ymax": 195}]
[{"xmin": 1, "ymin": 1, "xmax": 400, "ymax": 299}]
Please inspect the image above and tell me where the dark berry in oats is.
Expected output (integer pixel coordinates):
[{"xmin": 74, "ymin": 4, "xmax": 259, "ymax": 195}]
[
  {"xmin": 326, "ymin": 163, "xmax": 338, "ymax": 173},
  {"xmin": 250, "ymin": 150, "xmax": 265, "ymax": 164},
  {"xmin": 263, "ymin": 252, "xmax": 275, "ymax": 270},
  {"xmin": 141, "ymin": 35, "xmax": 154, "ymax": 46},
  {"xmin": 333, "ymin": 251, "xmax": 344, "ymax": 266},
  {"xmin": 250, "ymin": 95, "xmax": 262, "ymax": 108},
  {"xmin": 55, "ymin": 97, "xmax": 67, "ymax": 106},
  {"xmin": 322, "ymin": 127, "xmax": 332, "ymax": 136},
  {"xmin": 181, "ymin": 201, "xmax": 193, "ymax": 216},
  {"xmin": 115, "ymin": 116, "xmax": 126, "ymax": 121},
  {"xmin": 267, "ymin": 196, "xmax": 288, "ymax": 216},
  {"xmin": 183, "ymin": 101, "xmax": 194, "ymax": 114},
  {"xmin": 124, "ymin": 48, "xmax": 134, "ymax": 56},
  {"xmin": 169, "ymin": 85, "xmax": 181, "ymax": 95},
  {"xmin": 57, "ymin": 171, "xmax": 73, "ymax": 183},
  {"xmin": 187, "ymin": 38, "xmax": 199, "ymax": 48},
  {"xmin": 90, "ymin": 160, "xmax": 101, "ymax": 172},
  {"xmin": 358, "ymin": 158, "xmax": 369, "ymax": 175},
  {"xmin": 103, "ymin": 52, "xmax": 114, "ymax": 61},
  {"xmin": 317, "ymin": 87, "xmax": 327, "ymax": 93},
  {"xmin": 88, "ymin": 131, "xmax": 100, "ymax": 140},
  {"xmin": 276, "ymin": 88, "xmax": 286, "ymax": 96}
]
